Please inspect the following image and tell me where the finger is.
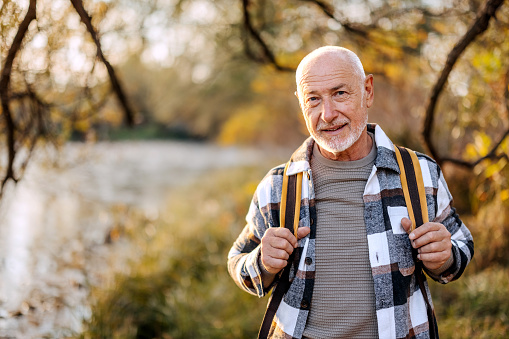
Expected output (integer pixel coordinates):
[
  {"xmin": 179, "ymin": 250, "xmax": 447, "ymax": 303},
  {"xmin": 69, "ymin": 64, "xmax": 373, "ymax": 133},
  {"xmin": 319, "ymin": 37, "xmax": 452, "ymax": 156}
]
[
  {"xmin": 401, "ymin": 217, "xmax": 412, "ymax": 235},
  {"xmin": 297, "ymin": 227, "xmax": 310, "ymax": 240},
  {"xmin": 418, "ymin": 250, "xmax": 450, "ymax": 265},
  {"xmin": 267, "ymin": 236, "xmax": 295, "ymax": 254},
  {"xmin": 411, "ymin": 231, "xmax": 440, "ymax": 248},
  {"xmin": 262, "ymin": 257, "xmax": 288, "ymax": 273},
  {"xmin": 273, "ymin": 227, "xmax": 298, "ymax": 248},
  {"xmin": 266, "ymin": 248, "xmax": 290, "ymax": 261},
  {"xmin": 409, "ymin": 222, "xmax": 441, "ymax": 241},
  {"xmin": 411, "ymin": 227, "xmax": 451, "ymax": 249},
  {"xmin": 263, "ymin": 227, "xmax": 297, "ymax": 249},
  {"xmin": 417, "ymin": 240, "xmax": 449, "ymax": 254}
]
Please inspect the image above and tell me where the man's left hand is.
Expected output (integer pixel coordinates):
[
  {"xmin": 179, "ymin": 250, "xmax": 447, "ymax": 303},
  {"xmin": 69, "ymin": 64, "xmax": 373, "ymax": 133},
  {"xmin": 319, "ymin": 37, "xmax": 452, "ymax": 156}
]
[{"xmin": 401, "ymin": 218, "xmax": 452, "ymax": 270}]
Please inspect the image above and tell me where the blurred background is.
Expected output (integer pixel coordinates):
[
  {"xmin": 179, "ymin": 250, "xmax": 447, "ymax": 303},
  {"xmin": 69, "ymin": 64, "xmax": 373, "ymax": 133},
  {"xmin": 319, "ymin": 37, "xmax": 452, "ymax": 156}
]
[{"xmin": 0, "ymin": 0, "xmax": 508, "ymax": 338}]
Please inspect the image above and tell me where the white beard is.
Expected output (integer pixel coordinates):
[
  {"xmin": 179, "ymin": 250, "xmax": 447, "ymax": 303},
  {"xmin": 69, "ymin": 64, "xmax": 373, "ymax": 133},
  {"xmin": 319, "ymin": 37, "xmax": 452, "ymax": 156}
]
[{"xmin": 312, "ymin": 114, "xmax": 368, "ymax": 154}]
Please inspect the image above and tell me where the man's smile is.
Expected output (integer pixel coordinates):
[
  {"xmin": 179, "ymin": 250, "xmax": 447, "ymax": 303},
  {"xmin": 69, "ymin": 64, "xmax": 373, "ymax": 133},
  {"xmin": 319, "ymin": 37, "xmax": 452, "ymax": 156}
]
[{"xmin": 320, "ymin": 123, "xmax": 348, "ymax": 134}]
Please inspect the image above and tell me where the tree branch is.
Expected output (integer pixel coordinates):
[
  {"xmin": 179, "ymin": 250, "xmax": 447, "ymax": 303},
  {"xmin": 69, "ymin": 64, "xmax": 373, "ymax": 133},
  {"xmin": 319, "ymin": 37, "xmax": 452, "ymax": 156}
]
[
  {"xmin": 441, "ymin": 129, "xmax": 509, "ymax": 168},
  {"xmin": 441, "ymin": 69, "xmax": 509, "ymax": 169},
  {"xmin": 69, "ymin": 0, "xmax": 135, "ymax": 126},
  {"xmin": 17, "ymin": 101, "xmax": 43, "ymax": 179},
  {"xmin": 422, "ymin": 0, "xmax": 505, "ymax": 164},
  {"xmin": 300, "ymin": 0, "xmax": 369, "ymax": 38},
  {"xmin": 241, "ymin": 0, "xmax": 295, "ymax": 72},
  {"xmin": 0, "ymin": 0, "xmax": 37, "ymax": 194},
  {"xmin": 301, "ymin": 0, "xmax": 429, "ymax": 56},
  {"xmin": 505, "ymin": 69, "xmax": 509, "ymax": 115}
]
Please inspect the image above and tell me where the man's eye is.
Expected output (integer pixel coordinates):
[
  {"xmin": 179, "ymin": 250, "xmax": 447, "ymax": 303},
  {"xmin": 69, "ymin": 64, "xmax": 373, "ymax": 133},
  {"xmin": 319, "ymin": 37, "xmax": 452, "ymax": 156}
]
[
  {"xmin": 335, "ymin": 91, "xmax": 346, "ymax": 96},
  {"xmin": 307, "ymin": 97, "xmax": 319, "ymax": 106}
]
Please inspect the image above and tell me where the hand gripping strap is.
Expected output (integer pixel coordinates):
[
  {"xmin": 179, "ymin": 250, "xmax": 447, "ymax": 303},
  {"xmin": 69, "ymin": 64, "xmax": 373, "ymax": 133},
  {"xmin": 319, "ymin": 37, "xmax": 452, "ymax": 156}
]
[
  {"xmin": 394, "ymin": 145, "xmax": 438, "ymax": 339},
  {"xmin": 258, "ymin": 161, "xmax": 302, "ymax": 339}
]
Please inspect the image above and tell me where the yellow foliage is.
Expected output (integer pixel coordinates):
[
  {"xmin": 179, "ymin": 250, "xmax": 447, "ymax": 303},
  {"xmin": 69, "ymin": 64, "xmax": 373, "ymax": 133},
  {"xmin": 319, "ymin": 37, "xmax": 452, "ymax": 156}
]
[
  {"xmin": 92, "ymin": 1, "xmax": 109, "ymax": 26},
  {"xmin": 474, "ymin": 132, "xmax": 492, "ymax": 156},
  {"xmin": 74, "ymin": 119, "xmax": 90, "ymax": 132},
  {"xmin": 251, "ymin": 67, "xmax": 294, "ymax": 94},
  {"xmin": 385, "ymin": 63, "xmax": 402, "ymax": 81},
  {"xmin": 243, "ymin": 181, "xmax": 258, "ymax": 197},
  {"xmin": 472, "ymin": 51, "xmax": 502, "ymax": 72},
  {"xmin": 472, "ymin": 51, "xmax": 503, "ymax": 82},
  {"xmin": 250, "ymin": 78, "xmax": 266, "ymax": 94},
  {"xmin": 407, "ymin": 35, "xmax": 419, "ymax": 49},
  {"xmin": 432, "ymin": 21, "xmax": 449, "ymax": 34},
  {"xmin": 101, "ymin": 108, "xmax": 123, "ymax": 126},
  {"xmin": 217, "ymin": 104, "xmax": 275, "ymax": 145},
  {"xmin": 417, "ymin": 29, "xmax": 428, "ymax": 42},
  {"xmin": 500, "ymin": 189, "xmax": 509, "ymax": 201},
  {"xmin": 483, "ymin": 157, "xmax": 506, "ymax": 180},
  {"xmin": 464, "ymin": 132, "xmax": 492, "ymax": 160}
]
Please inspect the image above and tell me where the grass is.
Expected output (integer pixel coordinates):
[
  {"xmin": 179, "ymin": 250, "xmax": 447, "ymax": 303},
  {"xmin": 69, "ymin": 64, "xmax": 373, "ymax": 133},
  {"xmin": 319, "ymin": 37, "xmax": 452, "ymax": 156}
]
[{"xmin": 431, "ymin": 266, "xmax": 509, "ymax": 338}]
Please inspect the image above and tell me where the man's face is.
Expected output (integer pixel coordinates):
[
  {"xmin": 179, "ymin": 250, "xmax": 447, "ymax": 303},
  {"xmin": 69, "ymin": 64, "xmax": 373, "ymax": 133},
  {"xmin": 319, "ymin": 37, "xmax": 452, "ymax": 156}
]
[{"xmin": 297, "ymin": 55, "xmax": 373, "ymax": 159}]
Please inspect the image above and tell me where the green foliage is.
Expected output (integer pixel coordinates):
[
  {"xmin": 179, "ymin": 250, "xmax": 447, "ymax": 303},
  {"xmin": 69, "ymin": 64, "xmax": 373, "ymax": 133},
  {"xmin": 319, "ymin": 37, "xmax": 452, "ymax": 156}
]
[
  {"xmin": 81, "ymin": 167, "xmax": 269, "ymax": 338},
  {"xmin": 431, "ymin": 267, "xmax": 509, "ymax": 338}
]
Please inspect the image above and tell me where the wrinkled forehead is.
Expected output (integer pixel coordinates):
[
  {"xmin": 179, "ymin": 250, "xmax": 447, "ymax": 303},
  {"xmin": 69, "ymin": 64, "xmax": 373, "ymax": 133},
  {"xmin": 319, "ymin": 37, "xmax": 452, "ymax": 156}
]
[{"xmin": 297, "ymin": 55, "xmax": 362, "ymax": 94}]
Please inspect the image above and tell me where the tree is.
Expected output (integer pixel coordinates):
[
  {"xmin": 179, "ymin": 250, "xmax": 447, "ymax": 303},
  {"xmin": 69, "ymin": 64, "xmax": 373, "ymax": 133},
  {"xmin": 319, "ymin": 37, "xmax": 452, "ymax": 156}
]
[
  {"xmin": 0, "ymin": 0, "xmax": 135, "ymax": 197},
  {"xmin": 240, "ymin": 0, "xmax": 509, "ymax": 167}
]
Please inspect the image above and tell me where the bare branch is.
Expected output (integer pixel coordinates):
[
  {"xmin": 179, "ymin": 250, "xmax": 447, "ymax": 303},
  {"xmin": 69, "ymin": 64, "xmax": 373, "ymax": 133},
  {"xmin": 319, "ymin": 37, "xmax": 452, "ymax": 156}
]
[
  {"xmin": 241, "ymin": 0, "xmax": 295, "ymax": 72},
  {"xmin": 371, "ymin": 2, "xmax": 472, "ymax": 23},
  {"xmin": 505, "ymin": 69, "xmax": 509, "ymax": 116},
  {"xmin": 69, "ymin": 0, "xmax": 135, "ymax": 126},
  {"xmin": 301, "ymin": 0, "xmax": 369, "ymax": 38},
  {"xmin": 0, "ymin": 0, "xmax": 37, "ymax": 194},
  {"xmin": 16, "ymin": 105, "xmax": 42, "ymax": 179},
  {"xmin": 422, "ymin": 0, "xmax": 505, "ymax": 165},
  {"xmin": 441, "ymin": 129, "xmax": 509, "ymax": 168}
]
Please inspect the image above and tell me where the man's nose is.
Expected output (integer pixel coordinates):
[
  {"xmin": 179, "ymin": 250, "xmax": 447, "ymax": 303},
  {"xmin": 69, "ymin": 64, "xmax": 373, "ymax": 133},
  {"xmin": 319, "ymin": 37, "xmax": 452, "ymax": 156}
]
[{"xmin": 321, "ymin": 97, "xmax": 337, "ymax": 123}]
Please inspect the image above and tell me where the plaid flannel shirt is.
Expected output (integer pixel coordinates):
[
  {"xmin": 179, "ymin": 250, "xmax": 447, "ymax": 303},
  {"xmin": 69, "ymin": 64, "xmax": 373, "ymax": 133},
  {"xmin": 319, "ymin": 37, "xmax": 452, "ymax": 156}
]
[{"xmin": 228, "ymin": 124, "xmax": 474, "ymax": 339}]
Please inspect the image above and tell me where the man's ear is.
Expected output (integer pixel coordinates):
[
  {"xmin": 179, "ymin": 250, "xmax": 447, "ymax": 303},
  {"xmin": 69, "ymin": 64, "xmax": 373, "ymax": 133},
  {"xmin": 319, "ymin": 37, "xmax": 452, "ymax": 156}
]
[
  {"xmin": 364, "ymin": 74, "xmax": 374, "ymax": 108},
  {"xmin": 295, "ymin": 91, "xmax": 304, "ymax": 111}
]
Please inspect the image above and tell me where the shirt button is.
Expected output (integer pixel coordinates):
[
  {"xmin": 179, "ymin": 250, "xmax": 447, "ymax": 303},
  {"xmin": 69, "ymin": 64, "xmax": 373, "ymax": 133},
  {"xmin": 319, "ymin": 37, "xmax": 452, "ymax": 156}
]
[
  {"xmin": 305, "ymin": 257, "xmax": 313, "ymax": 265},
  {"xmin": 310, "ymin": 219, "xmax": 314, "ymax": 225},
  {"xmin": 301, "ymin": 300, "xmax": 309, "ymax": 309}
]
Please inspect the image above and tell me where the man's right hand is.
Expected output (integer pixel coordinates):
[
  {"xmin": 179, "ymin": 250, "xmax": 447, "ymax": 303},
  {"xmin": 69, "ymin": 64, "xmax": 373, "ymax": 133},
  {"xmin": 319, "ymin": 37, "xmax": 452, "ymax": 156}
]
[{"xmin": 260, "ymin": 227, "xmax": 311, "ymax": 274}]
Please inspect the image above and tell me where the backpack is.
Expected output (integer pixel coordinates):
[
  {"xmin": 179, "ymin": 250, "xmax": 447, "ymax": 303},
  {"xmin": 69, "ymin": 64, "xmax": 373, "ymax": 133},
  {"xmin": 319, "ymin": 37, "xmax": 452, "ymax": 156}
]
[{"xmin": 258, "ymin": 145, "xmax": 438, "ymax": 339}]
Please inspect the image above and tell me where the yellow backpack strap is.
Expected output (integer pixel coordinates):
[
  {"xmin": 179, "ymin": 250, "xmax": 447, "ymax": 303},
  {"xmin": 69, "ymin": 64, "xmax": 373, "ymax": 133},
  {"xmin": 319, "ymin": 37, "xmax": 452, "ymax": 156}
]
[
  {"xmin": 258, "ymin": 161, "xmax": 303, "ymax": 339},
  {"xmin": 393, "ymin": 145, "xmax": 438, "ymax": 339},
  {"xmin": 279, "ymin": 160, "xmax": 303, "ymax": 237},
  {"xmin": 393, "ymin": 145, "xmax": 429, "ymax": 231}
]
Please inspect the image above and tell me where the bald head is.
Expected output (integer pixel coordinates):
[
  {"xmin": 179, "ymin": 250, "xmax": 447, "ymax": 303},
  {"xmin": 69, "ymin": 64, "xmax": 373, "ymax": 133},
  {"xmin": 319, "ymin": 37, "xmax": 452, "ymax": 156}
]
[{"xmin": 296, "ymin": 46, "xmax": 366, "ymax": 98}]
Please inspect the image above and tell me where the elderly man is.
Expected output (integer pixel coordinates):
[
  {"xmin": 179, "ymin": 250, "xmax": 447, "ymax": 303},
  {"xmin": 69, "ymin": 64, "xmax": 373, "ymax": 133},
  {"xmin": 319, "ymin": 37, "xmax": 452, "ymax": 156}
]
[{"xmin": 227, "ymin": 46, "xmax": 473, "ymax": 339}]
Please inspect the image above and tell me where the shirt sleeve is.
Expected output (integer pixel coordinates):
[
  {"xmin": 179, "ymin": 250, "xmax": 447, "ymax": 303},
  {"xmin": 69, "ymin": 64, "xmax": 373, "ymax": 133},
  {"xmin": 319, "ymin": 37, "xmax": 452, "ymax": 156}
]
[
  {"xmin": 227, "ymin": 170, "xmax": 281, "ymax": 297},
  {"xmin": 425, "ymin": 251, "xmax": 454, "ymax": 278},
  {"xmin": 426, "ymin": 168, "xmax": 474, "ymax": 284}
]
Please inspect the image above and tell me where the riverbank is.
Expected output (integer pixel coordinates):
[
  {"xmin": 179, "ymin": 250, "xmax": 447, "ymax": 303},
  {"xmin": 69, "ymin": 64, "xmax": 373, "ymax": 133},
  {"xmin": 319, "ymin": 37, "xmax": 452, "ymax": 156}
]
[{"xmin": 0, "ymin": 141, "xmax": 289, "ymax": 338}]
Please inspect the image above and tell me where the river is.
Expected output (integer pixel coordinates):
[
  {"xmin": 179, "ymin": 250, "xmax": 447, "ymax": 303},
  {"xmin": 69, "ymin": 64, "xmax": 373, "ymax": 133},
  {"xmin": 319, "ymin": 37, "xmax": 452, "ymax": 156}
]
[{"xmin": 0, "ymin": 140, "xmax": 288, "ymax": 338}]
